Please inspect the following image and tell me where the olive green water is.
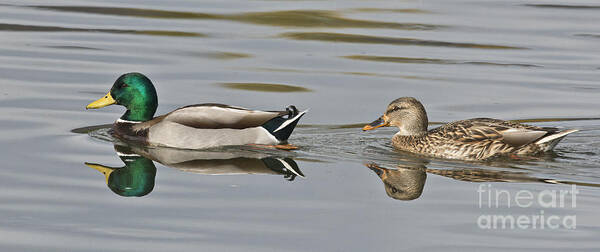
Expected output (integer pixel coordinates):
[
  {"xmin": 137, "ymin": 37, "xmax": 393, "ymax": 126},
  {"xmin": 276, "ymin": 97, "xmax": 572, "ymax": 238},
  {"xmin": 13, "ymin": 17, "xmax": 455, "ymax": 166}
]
[{"xmin": 1, "ymin": 1, "xmax": 600, "ymax": 251}]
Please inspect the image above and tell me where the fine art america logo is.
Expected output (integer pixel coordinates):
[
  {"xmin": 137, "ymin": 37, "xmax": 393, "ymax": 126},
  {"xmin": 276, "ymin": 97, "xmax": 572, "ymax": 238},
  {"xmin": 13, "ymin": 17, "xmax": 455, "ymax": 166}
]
[{"xmin": 477, "ymin": 184, "xmax": 577, "ymax": 230}]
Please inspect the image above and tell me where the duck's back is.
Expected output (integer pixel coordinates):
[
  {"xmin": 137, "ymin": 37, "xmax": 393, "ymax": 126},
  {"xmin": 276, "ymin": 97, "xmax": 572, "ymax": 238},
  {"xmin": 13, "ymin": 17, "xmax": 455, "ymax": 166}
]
[{"xmin": 394, "ymin": 118, "xmax": 571, "ymax": 160}]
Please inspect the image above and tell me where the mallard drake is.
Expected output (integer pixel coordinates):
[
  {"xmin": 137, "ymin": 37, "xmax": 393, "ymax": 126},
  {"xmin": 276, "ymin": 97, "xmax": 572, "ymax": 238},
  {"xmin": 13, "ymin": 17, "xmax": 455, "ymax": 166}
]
[
  {"xmin": 363, "ymin": 97, "xmax": 578, "ymax": 160},
  {"xmin": 86, "ymin": 72, "xmax": 306, "ymax": 149}
]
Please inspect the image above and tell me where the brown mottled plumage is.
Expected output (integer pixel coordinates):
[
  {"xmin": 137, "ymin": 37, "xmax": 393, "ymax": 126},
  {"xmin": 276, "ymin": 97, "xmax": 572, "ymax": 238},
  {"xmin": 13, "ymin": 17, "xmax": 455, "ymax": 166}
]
[{"xmin": 363, "ymin": 97, "xmax": 578, "ymax": 161}]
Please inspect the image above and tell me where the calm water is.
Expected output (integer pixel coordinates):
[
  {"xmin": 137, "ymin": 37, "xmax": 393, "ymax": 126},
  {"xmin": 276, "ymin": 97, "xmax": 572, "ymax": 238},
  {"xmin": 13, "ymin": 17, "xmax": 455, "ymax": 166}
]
[{"xmin": 1, "ymin": 0, "xmax": 600, "ymax": 251}]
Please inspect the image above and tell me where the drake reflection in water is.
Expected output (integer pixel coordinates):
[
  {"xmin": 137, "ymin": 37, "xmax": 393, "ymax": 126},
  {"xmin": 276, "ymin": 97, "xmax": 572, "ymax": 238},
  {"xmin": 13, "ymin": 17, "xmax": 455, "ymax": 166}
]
[{"xmin": 86, "ymin": 144, "xmax": 304, "ymax": 197}]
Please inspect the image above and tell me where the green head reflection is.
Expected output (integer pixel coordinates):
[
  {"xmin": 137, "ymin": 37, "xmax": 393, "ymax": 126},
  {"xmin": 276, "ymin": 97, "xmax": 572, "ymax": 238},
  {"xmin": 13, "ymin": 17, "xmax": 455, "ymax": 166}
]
[{"xmin": 85, "ymin": 153, "xmax": 156, "ymax": 197}]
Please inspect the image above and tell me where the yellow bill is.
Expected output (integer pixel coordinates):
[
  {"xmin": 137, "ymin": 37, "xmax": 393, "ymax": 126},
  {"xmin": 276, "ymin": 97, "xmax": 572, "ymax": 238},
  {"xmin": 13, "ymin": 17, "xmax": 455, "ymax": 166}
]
[
  {"xmin": 85, "ymin": 162, "xmax": 116, "ymax": 184},
  {"xmin": 86, "ymin": 91, "xmax": 116, "ymax": 109}
]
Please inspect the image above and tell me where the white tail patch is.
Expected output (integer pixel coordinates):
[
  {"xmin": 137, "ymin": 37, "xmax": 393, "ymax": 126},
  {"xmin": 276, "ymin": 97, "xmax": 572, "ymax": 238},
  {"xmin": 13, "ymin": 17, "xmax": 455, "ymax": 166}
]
[
  {"xmin": 535, "ymin": 129, "xmax": 578, "ymax": 144},
  {"xmin": 274, "ymin": 109, "xmax": 309, "ymax": 133}
]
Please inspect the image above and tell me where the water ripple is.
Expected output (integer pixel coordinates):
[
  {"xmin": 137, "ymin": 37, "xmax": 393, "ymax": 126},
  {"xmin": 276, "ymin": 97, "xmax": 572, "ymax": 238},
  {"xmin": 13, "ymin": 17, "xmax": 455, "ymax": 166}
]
[
  {"xmin": 524, "ymin": 4, "xmax": 600, "ymax": 9},
  {"xmin": 22, "ymin": 5, "xmax": 442, "ymax": 30},
  {"xmin": 343, "ymin": 55, "xmax": 540, "ymax": 68},
  {"xmin": 219, "ymin": 83, "xmax": 312, "ymax": 93},
  {"xmin": 0, "ymin": 23, "xmax": 205, "ymax": 37},
  {"xmin": 281, "ymin": 32, "xmax": 526, "ymax": 49}
]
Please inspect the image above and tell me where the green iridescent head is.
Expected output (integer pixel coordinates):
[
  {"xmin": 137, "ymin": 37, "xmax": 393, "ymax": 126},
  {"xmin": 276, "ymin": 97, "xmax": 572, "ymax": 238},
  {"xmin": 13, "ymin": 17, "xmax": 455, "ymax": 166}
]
[{"xmin": 86, "ymin": 72, "xmax": 158, "ymax": 121}]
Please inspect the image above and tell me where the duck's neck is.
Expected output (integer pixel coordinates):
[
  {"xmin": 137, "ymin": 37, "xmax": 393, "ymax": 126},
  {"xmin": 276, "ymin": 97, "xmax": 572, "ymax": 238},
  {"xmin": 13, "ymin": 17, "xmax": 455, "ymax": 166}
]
[
  {"xmin": 396, "ymin": 122, "xmax": 428, "ymax": 136},
  {"xmin": 120, "ymin": 108, "xmax": 155, "ymax": 122},
  {"xmin": 119, "ymin": 95, "xmax": 158, "ymax": 122},
  {"xmin": 396, "ymin": 129, "xmax": 428, "ymax": 136},
  {"xmin": 396, "ymin": 110, "xmax": 429, "ymax": 136}
]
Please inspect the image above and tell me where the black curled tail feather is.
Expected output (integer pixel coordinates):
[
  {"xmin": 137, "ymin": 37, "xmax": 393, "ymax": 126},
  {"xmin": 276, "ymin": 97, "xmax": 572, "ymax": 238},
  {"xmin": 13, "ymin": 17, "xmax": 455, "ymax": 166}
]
[
  {"xmin": 286, "ymin": 105, "xmax": 299, "ymax": 119},
  {"xmin": 262, "ymin": 106, "xmax": 306, "ymax": 142}
]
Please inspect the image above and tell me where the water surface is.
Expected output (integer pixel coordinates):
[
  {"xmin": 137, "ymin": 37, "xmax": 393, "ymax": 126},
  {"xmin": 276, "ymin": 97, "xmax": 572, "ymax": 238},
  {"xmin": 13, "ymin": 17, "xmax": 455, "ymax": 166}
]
[{"xmin": 1, "ymin": 0, "xmax": 600, "ymax": 251}]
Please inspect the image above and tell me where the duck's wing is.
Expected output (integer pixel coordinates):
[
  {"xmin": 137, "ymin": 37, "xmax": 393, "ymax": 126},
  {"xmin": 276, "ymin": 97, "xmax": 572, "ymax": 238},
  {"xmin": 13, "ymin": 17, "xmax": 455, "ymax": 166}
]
[
  {"xmin": 433, "ymin": 118, "xmax": 556, "ymax": 147},
  {"xmin": 159, "ymin": 103, "xmax": 287, "ymax": 129}
]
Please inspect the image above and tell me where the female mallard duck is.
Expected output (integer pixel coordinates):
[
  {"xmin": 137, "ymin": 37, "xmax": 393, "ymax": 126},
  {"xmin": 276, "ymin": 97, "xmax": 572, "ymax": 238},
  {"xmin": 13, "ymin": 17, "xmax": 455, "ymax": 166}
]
[
  {"xmin": 86, "ymin": 72, "xmax": 306, "ymax": 149},
  {"xmin": 363, "ymin": 97, "xmax": 578, "ymax": 161}
]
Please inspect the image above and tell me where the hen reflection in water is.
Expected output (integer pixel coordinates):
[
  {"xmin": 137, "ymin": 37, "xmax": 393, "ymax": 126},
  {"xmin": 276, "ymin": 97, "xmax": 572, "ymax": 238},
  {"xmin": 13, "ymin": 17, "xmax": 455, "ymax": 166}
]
[
  {"xmin": 367, "ymin": 162, "xmax": 427, "ymax": 201},
  {"xmin": 366, "ymin": 160, "xmax": 592, "ymax": 201},
  {"xmin": 85, "ymin": 144, "xmax": 303, "ymax": 197}
]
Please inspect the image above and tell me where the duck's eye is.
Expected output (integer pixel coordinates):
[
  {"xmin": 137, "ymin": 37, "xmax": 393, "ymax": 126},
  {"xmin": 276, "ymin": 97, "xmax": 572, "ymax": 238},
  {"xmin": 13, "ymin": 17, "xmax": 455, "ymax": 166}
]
[
  {"xmin": 386, "ymin": 106, "xmax": 403, "ymax": 114},
  {"xmin": 121, "ymin": 83, "xmax": 128, "ymax": 88}
]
